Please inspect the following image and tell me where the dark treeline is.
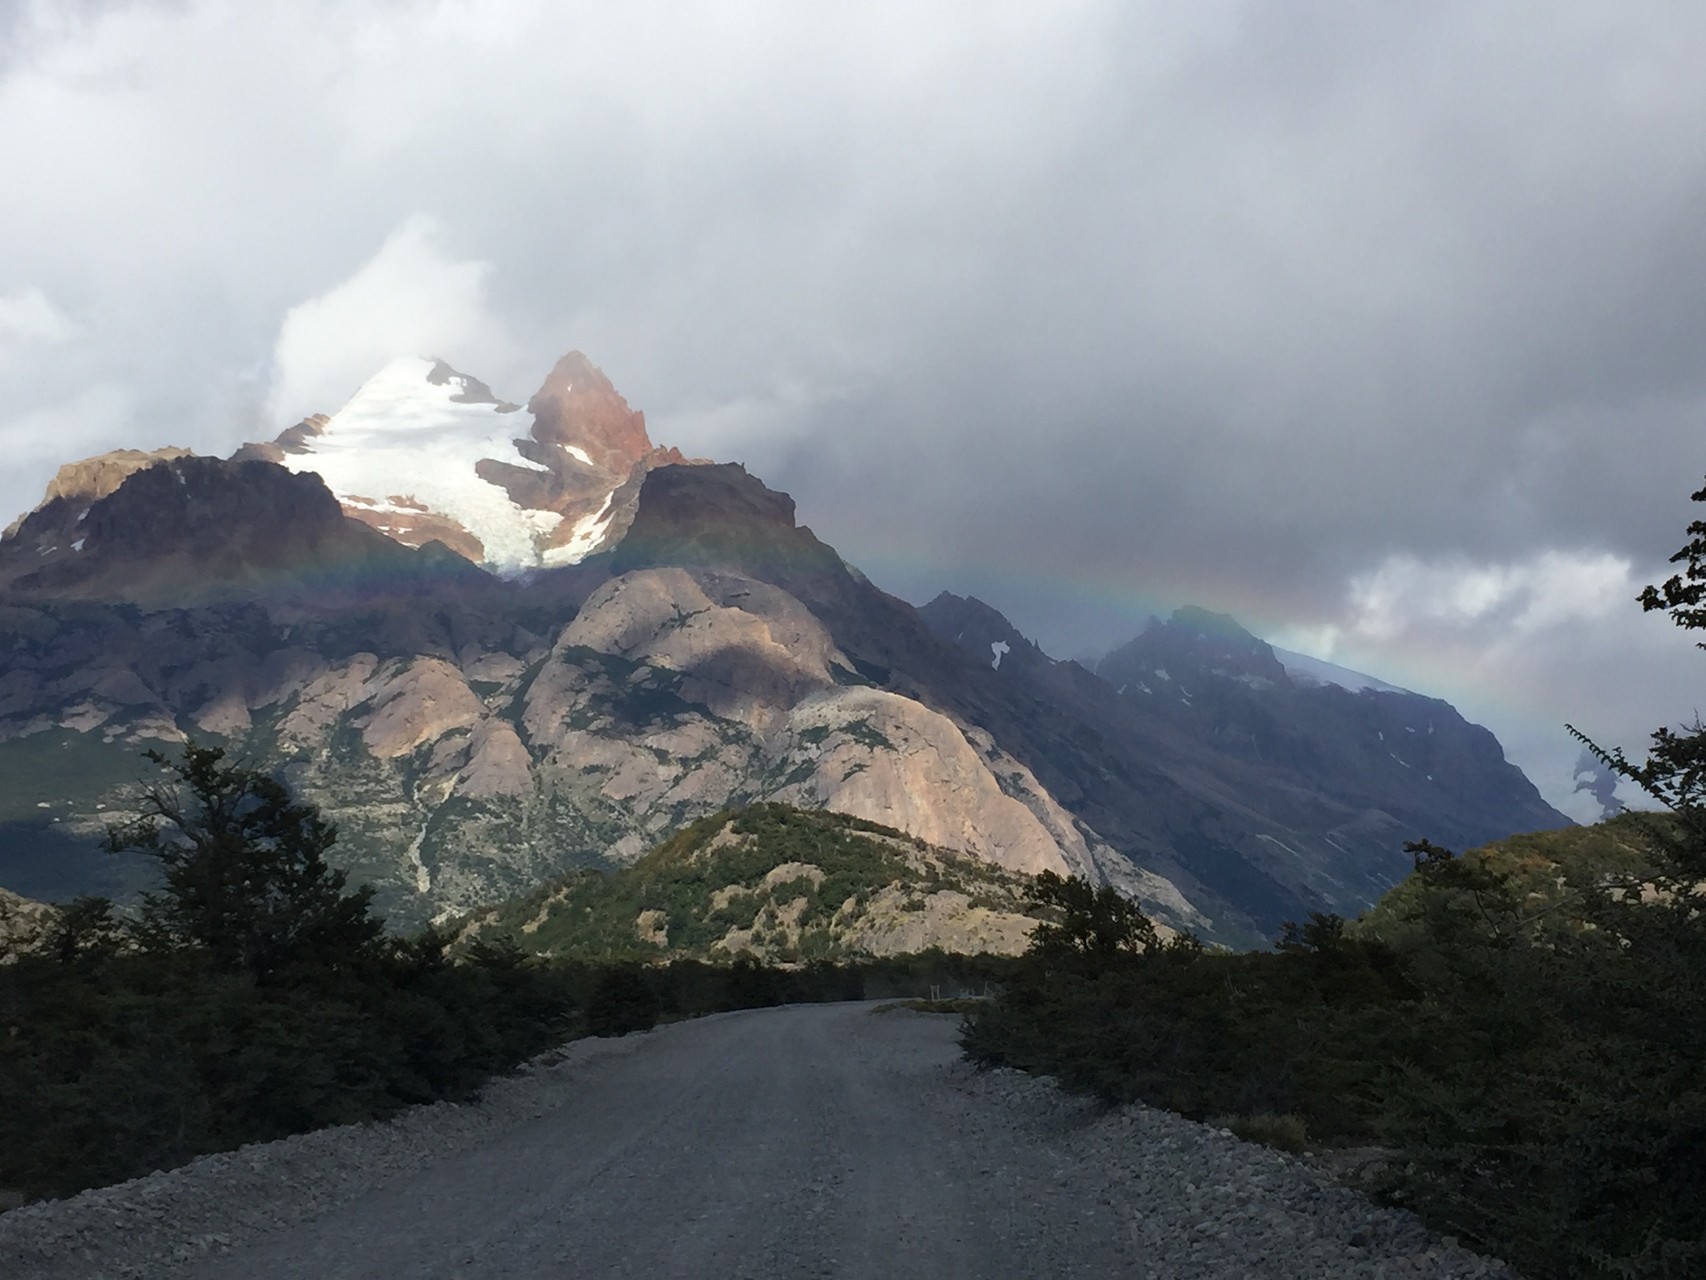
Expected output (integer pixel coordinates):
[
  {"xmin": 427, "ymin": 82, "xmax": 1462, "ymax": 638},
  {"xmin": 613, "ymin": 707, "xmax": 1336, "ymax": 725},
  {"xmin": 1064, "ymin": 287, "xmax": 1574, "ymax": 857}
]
[
  {"xmin": 962, "ymin": 859, "xmax": 1704, "ymax": 1279},
  {"xmin": 560, "ymin": 949, "xmax": 1018, "ymax": 1040},
  {"xmin": 0, "ymin": 745, "xmax": 1011, "ymax": 1204},
  {"xmin": 0, "ymin": 916, "xmax": 573, "ymax": 1201}
]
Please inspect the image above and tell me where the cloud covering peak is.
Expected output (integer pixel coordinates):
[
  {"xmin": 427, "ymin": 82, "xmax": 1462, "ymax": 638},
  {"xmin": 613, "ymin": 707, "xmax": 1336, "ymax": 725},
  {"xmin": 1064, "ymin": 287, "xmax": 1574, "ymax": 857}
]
[{"xmin": 3, "ymin": 0, "xmax": 1704, "ymax": 816}]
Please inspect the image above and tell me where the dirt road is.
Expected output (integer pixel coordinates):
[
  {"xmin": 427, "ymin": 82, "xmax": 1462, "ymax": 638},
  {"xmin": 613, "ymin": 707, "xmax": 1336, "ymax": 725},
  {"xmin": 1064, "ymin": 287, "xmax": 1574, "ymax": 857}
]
[
  {"xmin": 171, "ymin": 1002, "xmax": 1506, "ymax": 1280},
  {"xmin": 181, "ymin": 1003, "xmax": 1124, "ymax": 1279}
]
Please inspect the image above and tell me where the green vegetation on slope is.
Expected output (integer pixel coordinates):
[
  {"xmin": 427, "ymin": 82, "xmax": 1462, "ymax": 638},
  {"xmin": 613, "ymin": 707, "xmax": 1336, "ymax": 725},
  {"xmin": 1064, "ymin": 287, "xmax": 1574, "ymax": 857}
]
[
  {"xmin": 1354, "ymin": 811, "xmax": 1664, "ymax": 947},
  {"xmin": 464, "ymin": 803, "xmax": 1046, "ymax": 963},
  {"xmin": 963, "ymin": 820, "xmax": 1705, "ymax": 1279}
]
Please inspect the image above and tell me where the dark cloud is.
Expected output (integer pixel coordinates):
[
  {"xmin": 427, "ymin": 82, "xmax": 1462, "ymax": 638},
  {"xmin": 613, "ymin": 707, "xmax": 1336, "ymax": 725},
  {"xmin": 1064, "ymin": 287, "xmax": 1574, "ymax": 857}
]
[{"xmin": 3, "ymin": 0, "xmax": 1704, "ymax": 811}]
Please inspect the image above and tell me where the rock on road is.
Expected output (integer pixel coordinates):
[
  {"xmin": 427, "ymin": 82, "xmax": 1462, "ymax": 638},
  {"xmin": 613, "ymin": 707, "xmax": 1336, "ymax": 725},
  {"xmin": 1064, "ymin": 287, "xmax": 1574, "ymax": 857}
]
[{"xmin": 10, "ymin": 1002, "xmax": 1517, "ymax": 1279}]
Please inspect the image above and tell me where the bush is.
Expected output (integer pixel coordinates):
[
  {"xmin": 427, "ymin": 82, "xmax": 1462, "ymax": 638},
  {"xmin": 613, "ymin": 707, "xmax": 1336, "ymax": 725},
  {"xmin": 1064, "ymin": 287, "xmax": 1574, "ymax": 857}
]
[{"xmin": 584, "ymin": 965, "xmax": 662, "ymax": 1037}]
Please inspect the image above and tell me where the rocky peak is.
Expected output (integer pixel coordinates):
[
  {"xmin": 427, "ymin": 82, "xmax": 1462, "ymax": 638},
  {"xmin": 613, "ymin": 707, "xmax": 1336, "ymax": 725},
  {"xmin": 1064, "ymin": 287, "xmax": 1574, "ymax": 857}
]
[
  {"xmin": 611, "ymin": 463, "xmax": 843, "ymax": 580},
  {"xmin": 0, "ymin": 455, "xmax": 472, "ymax": 606},
  {"xmin": 84, "ymin": 454, "xmax": 347, "ymax": 549},
  {"xmin": 2, "ymin": 446, "xmax": 197, "ymax": 541},
  {"xmin": 917, "ymin": 592, "xmax": 1044, "ymax": 675},
  {"xmin": 1100, "ymin": 606, "xmax": 1292, "ymax": 691},
  {"xmin": 233, "ymin": 351, "xmax": 703, "ymax": 574},
  {"xmin": 526, "ymin": 351, "xmax": 655, "ymax": 476}
]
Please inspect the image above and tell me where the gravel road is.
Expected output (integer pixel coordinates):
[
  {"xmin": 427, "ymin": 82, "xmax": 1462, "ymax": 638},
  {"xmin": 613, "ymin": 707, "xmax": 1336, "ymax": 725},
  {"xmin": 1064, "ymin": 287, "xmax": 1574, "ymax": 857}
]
[{"xmin": 1, "ymin": 1001, "xmax": 1518, "ymax": 1279}]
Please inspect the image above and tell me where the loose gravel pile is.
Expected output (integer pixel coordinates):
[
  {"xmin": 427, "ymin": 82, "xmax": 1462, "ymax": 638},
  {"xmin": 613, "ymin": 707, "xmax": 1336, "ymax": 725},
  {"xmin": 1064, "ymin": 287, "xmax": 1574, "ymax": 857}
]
[
  {"xmin": 946, "ymin": 1058, "xmax": 1519, "ymax": 1278},
  {"xmin": 0, "ymin": 1005, "xmax": 1521, "ymax": 1280}
]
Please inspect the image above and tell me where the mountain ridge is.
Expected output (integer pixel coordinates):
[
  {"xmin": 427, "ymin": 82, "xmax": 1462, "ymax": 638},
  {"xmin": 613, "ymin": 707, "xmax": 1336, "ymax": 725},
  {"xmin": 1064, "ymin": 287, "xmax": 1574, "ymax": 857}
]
[{"xmin": 0, "ymin": 351, "xmax": 1569, "ymax": 944}]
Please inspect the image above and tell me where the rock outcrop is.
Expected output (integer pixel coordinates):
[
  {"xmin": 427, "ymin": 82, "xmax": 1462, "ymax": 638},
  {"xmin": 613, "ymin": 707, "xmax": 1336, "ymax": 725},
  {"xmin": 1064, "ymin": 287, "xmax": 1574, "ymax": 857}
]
[
  {"xmin": 0, "ymin": 887, "xmax": 55, "ymax": 955},
  {"xmin": 2, "ymin": 446, "xmax": 198, "ymax": 541}
]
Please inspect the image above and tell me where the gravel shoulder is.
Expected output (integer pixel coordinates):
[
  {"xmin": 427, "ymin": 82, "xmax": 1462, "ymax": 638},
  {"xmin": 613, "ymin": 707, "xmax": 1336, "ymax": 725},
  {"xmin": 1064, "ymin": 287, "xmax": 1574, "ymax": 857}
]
[{"xmin": 0, "ymin": 1002, "xmax": 1518, "ymax": 1279}]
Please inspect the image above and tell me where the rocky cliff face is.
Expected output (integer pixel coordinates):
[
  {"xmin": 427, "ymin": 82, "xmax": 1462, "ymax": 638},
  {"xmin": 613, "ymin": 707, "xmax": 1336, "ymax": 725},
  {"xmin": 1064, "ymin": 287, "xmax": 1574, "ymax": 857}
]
[{"xmin": 0, "ymin": 353, "xmax": 1571, "ymax": 944}]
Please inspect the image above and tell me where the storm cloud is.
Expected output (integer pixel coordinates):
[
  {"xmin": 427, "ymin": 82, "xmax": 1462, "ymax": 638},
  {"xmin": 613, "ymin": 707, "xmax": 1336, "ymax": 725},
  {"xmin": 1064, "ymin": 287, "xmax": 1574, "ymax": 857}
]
[{"xmin": 3, "ymin": 0, "xmax": 1704, "ymax": 817}]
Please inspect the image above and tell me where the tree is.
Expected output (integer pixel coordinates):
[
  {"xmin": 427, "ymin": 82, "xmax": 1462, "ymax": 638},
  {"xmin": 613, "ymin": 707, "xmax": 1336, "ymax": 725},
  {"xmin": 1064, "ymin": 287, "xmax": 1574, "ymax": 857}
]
[
  {"xmin": 1025, "ymin": 871, "xmax": 1158, "ymax": 966},
  {"xmin": 1448, "ymin": 475, "xmax": 1706, "ymax": 1277},
  {"xmin": 1571, "ymin": 475, "xmax": 1706, "ymax": 878},
  {"xmin": 585, "ymin": 964, "xmax": 661, "ymax": 1036},
  {"xmin": 104, "ymin": 743, "xmax": 383, "ymax": 979},
  {"xmin": 1637, "ymin": 478, "xmax": 1706, "ymax": 633},
  {"xmin": 39, "ymin": 896, "xmax": 125, "ymax": 968}
]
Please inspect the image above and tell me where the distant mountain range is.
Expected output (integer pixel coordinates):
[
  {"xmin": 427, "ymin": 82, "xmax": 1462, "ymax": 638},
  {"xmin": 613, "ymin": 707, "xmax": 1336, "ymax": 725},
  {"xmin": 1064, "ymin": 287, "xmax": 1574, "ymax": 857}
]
[{"xmin": 0, "ymin": 351, "xmax": 1569, "ymax": 945}]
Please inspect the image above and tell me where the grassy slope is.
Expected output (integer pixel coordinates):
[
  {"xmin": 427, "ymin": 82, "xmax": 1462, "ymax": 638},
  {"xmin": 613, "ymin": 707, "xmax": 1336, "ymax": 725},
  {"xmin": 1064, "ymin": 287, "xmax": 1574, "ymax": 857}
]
[
  {"xmin": 463, "ymin": 803, "xmax": 1046, "ymax": 962},
  {"xmin": 1355, "ymin": 810, "xmax": 1663, "ymax": 945}
]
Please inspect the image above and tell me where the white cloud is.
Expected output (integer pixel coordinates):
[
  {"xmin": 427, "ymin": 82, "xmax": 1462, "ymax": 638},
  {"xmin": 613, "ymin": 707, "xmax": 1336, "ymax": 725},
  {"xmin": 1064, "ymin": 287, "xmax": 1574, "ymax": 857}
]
[
  {"xmin": 0, "ymin": 0, "xmax": 1702, "ymax": 833},
  {"xmin": 0, "ymin": 286, "xmax": 77, "ymax": 344},
  {"xmin": 2, "ymin": 384, "xmax": 135, "ymax": 473},
  {"xmin": 265, "ymin": 215, "xmax": 515, "ymax": 428},
  {"xmin": 1342, "ymin": 550, "xmax": 1631, "ymax": 641},
  {"xmin": 1275, "ymin": 548, "xmax": 1697, "ymax": 822}
]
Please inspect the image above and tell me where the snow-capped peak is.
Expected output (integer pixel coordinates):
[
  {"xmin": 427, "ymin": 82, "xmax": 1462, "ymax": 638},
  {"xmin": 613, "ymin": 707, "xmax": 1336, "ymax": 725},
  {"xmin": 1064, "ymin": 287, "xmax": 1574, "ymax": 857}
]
[
  {"xmin": 273, "ymin": 356, "xmax": 569, "ymax": 571},
  {"xmin": 248, "ymin": 350, "xmax": 684, "ymax": 574}
]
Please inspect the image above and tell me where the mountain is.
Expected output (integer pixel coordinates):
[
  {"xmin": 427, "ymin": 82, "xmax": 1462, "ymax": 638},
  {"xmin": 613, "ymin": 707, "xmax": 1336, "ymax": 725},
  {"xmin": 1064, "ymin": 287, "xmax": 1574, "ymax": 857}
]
[
  {"xmin": 234, "ymin": 352, "xmax": 695, "ymax": 571},
  {"xmin": 0, "ymin": 456, "xmax": 1111, "ymax": 934},
  {"xmin": 0, "ymin": 351, "xmax": 1570, "ymax": 944},
  {"xmin": 915, "ymin": 591, "xmax": 1050, "ymax": 680},
  {"xmin": 464, "ymin": 804, "xmax": 1051, "ymax": 962},
  {"xmin": 917, "ymin": 597, "xmax": 1568, "ymax": 938},
  {"xmin": 1093, "ymin": 607, "xmax": 1562, "ymax": 863}
]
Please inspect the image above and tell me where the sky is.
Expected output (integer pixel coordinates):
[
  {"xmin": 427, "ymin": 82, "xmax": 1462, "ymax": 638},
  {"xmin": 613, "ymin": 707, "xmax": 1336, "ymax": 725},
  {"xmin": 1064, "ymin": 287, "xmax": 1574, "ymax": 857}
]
[{"xmin": 3, "ymin": 0, "xmax": 1704, "ymax": 822}]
